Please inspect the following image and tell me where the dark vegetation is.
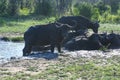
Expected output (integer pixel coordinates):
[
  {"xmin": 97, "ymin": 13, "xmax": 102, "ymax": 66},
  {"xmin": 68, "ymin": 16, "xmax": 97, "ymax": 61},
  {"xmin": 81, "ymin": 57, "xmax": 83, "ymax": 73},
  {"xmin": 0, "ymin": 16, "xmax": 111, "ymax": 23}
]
[
  {"xmin": 0, "ymin": 36, "xmax": 23, "ymax": 42},
  {"xmin": 0, "ymin": 0, "xmax": 119, "ymax": 24}
]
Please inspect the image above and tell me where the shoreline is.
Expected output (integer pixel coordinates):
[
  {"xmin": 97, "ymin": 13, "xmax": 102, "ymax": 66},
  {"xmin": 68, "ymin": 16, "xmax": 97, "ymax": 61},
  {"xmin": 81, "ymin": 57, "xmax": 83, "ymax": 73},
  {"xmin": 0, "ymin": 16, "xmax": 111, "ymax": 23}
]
[
  {"xmin": 0, "ymin": 49, "xmax": 120, "ymax": 65},
  {"xmin": 0, "ymin": 49, "xmax": 120, "ymax": 79}
]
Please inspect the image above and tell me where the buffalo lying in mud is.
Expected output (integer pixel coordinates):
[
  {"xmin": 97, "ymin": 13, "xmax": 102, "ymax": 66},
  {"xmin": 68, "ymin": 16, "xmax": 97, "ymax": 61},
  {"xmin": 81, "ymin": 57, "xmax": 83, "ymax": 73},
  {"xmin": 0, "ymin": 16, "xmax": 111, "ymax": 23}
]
[
  {"xmin": 62, "ymin": 29, "xmax": 88, "ymax": 46},
  {"xmin": 23, "ymin": 23, "xmax": 72, "ymax": 56},
  {"xmin": 57, "ymin": 16, "xmax": 100, "ymax": 33},
  {"xmin": 64, "ymin": 33, "xmax": 105, "ymax": 50},
  {"xmin": 64, "ymin": 33, "xmax": 120, "ymax": 51},
  {"xmin": 107, "ymin": 32, "xmax": 120, "ymax": 49}
]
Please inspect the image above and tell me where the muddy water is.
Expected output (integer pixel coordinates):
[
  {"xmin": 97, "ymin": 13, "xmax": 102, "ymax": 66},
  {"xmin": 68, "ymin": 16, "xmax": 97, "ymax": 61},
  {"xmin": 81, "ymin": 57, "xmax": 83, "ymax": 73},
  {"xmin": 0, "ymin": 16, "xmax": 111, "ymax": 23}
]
[
  {"xmin": 1, "ymin": 40, "xmax": 120, "ymax": 64},
  {"xmin": 0, "ymin": 41, "xmax": 24, "ymax": 63}
]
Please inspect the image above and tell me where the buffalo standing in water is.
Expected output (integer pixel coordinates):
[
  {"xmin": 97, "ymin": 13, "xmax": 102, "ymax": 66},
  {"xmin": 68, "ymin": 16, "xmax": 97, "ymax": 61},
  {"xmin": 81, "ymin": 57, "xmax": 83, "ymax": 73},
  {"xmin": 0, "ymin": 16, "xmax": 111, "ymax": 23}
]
[
  {"xmin": 23, "ymin": 23, "xmax": 72, "ymax": 56},
  {"xmin": 57, "ymin": 16, "xmax": 100, "ymax": 33}
]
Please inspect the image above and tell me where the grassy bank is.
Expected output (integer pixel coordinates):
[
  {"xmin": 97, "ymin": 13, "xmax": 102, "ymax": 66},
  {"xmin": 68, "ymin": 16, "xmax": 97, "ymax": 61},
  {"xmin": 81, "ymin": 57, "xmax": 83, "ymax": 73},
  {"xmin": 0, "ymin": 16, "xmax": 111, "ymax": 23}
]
[
  {"xmin": 0, "ymin": 17, "xmax": 120, "ymax": 42},
  {"xmin": 0, "ymin": 55, "xmax": 120, "ymax": 80},
  {"xmin": 0, "ymin": 17, "xmax": 120, "ymax": 35},
  {"xmin": 0, "ymin": 16, "xmax": 56, "ymax": 37},
  {"xmin": 99, "ymin": 23, "xmax": 120, "ymax": 33},
  {"xmin": 0, "ymin": 16, "xmax": 55, "ymax": 41}
]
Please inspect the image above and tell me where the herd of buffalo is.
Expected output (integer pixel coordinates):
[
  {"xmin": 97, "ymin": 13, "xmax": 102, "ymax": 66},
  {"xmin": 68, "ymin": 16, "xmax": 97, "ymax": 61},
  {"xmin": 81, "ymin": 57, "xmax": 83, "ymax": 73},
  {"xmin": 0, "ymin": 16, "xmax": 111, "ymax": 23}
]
[{"xmin": 22, "ymin": 16, "xmax": 120, "ymax": 56}]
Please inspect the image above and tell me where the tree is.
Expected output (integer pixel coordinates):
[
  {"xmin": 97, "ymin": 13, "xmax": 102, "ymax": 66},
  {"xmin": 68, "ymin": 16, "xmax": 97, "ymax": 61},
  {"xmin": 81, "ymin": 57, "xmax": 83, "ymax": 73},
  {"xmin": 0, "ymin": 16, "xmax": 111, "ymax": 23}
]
[
  {"xmin": 55, "ymin": 0, "xmax": 72, "ymax": 16},
  {"xmin": 34, "ymin": 0, "xmax": 52, "ymax": 16},
  {"xmin": 8, "ymin": 0, "xmax": 20, "ymax": 16},
  {"xmin": 0, "ymin": 0, "xmax": 8, "ymax": 16},
  {"xmin": 109, "ymin": 0, "xmax": 120, "ymax": 13},
  {"xmin": 73, "ymin": 2, "xmax": 93, "ymax": 19}
]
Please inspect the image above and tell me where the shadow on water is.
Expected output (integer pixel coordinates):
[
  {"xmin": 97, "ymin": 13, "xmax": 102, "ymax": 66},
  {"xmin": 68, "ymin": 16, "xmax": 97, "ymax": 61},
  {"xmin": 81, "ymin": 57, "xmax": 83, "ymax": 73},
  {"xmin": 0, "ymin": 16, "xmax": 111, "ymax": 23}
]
[{"xmin": 26, "ymin": 52, "xmax": 59, "ymax": 60}]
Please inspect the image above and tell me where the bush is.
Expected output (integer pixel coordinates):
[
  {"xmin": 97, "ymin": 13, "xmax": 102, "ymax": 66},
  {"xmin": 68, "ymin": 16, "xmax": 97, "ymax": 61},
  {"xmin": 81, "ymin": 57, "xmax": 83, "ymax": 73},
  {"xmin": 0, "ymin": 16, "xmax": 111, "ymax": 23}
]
[
  {"xmin": 72, "ymin": 2, "xmax": 120, "ymax": 23},
  {"xmin": 91, "ymin": 8, "xmax": 100, "ymax": 21},
  {"xmin": 72, "ymin": 7, "xmax": 79, "ymax": 16},
  {"xmin": 0, "ymin": 18, "xmax": 6, "ymax": 27},
  {"xmin": 7, "ymin": 0, "xmax": 20, "ymax": 16},
  {"xmin": 10, "ymin": 37, "xmax": 23, "ymax": 42},
  {"xmin": 95, "ymin": 1, "xmax": 109, "ymax": 15},
  {"xmin": 0, "ymin": 0, "xmax": 8, "ymax": 16},
  {"xmin": 99, "ymin": 9, "xmax": 120, "ymax": 23},
  {"xmin": 73, "ymin": 2, "xmax": 93, "ymax": 19},
  {"xmin": 34, "ymin": 1, "xmax": 52, "ymax": 16},
  {"xmin": 118, "ymin": 9, "xmax": 120, "ymax": 15},
  {"xmin": 19, "ymin": 8, "xmax": 30, "ymax": 16},
  {"xmin": 73, "ymin": 2, "xmax": 101, "ymax": 21}
]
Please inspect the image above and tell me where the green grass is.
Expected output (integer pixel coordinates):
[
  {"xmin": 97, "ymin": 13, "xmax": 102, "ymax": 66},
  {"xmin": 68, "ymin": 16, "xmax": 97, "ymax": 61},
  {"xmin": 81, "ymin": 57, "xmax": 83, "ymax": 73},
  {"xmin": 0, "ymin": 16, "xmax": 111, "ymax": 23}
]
[
  {"xmin": 27, "ymin": 66, "xmax": 38, "ymax": 72},
  {"xmin": 31, "ymin": 56, "xmax": 120, "ymax": 80},
  {"xmin": 99, "ymin": 23, "xmax": 120, "ymax": 33},
  {"xmin": 0, "ymin": 16, "xmax": 56, "ymax": 34},
  {"xmin": 0, "ymin": 16, "xmax": 120, "ymax": 36},
  {"xmin": 1, "ymin": 56, "xmax": 120, "ymax": 80}
]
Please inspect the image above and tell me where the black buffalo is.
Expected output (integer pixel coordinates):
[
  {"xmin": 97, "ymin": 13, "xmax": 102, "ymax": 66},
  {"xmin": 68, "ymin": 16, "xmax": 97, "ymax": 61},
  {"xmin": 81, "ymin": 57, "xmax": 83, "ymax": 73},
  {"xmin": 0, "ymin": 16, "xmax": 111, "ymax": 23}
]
[
  {"xmin": 23, "ymin": 23, "xmax": 72, "ymax": 56},
  {"xmin": 64, "ymin": 33, "xmax": 109, "ymax": 50},
  {"xmin": 107, "ymin": 32, "xmax": 120, "ymax": 49},
  {"xmin": 57, "ymin": 16, "xmax": 99, "ymax": 33},
  {"xmin": 62, "ymin": 29, "xmax": 87, "ymax": 45},
  {"xmin": 64, "ymin": 32, "xmax": 120, "ymax": 51}
]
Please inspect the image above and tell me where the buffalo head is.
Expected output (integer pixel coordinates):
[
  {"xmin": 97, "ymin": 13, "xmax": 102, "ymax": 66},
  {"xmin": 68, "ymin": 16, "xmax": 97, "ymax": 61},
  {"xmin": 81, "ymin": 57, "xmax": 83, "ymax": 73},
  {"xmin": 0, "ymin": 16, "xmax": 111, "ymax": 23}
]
[
  {"xmin": 107, "ymin": 32, "xmax": 120, "ymax": 48},
  {"xmin": 55, "ymin": 22, "xmax": 73, "ymax": 37},
  {"xmin": 91, "ymin": 21, "xmax": 100, "ymax": 33}
]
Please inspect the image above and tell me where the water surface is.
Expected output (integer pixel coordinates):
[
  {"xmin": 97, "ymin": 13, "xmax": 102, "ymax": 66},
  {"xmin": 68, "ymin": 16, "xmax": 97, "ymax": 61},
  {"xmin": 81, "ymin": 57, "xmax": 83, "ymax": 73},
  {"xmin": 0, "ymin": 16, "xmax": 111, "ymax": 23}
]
[{"xmin": 0, "ymin": 41, "xmax": 24, "ymax": 63}]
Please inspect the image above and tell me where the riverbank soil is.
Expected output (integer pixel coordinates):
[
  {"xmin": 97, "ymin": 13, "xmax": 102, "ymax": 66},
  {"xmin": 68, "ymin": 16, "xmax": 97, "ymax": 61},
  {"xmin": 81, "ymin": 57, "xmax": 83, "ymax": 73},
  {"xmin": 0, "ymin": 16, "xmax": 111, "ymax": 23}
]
[{"xmin": 0, "ymin": 50, "xmax": 120, "ymax": 80}]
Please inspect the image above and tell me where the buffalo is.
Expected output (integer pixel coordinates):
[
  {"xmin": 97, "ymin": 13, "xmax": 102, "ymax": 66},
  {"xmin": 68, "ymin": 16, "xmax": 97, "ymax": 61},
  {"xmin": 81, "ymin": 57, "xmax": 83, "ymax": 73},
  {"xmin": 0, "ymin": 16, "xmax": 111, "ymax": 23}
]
[
  {"xmin": 64, "ymin": 33, "xmax": 109, "ymax": 51},
  {"xmin": 23, "ymin": 23, "xmax": 72, "ymax": 56},
  {"xmin": 64, "ymin": 32, "xmax": 120, "ymax": 51},
  {"xmin": 107, "ymin": 32, "xmax": 120, "ymax": 49},
  {"xmin": 57, "ymin": 16, "xmax": 100, "ymax": 33},
  {"xmin": 62, "ymin": 29, "xmax": 87, "ymax": 45}
]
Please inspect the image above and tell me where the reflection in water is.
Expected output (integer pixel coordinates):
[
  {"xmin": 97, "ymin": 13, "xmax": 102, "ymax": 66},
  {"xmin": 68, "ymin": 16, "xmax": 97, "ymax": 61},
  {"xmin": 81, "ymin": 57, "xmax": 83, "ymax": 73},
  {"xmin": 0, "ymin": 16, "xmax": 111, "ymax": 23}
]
[{"xmin": 0, "ymin": 41, "xmax": 24, "ymax": 59}]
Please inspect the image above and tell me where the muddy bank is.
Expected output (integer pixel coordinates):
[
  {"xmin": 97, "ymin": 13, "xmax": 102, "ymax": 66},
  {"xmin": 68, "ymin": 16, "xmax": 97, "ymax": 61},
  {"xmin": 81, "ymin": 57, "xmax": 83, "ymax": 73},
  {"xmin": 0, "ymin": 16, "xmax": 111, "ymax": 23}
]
[
  {"xmin": 0, "ymin": 49, "xmax": 120, "ymax": 80},
  {"xmin": 0, "ymin": 36, "xmax": 23, "ymax": 42},
  {"xmin": 1, "ymin": 48, "xmax": 120, "ymax": 65}
]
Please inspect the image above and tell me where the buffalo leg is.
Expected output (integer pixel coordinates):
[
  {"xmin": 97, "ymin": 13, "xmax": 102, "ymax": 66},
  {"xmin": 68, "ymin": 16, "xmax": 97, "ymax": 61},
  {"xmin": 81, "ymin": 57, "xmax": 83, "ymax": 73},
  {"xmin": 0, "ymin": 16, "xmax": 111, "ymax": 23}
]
[
  {"xmin": 23, "ymin": 43, "xmax": 32, "ymax": 56},
  {"xmin": 51, "ymin": 43, "xmax": 55, "ymax": 53},
  {"xmin": 56, "ymin": 43, "xmax": 62, "ymax": 53}
]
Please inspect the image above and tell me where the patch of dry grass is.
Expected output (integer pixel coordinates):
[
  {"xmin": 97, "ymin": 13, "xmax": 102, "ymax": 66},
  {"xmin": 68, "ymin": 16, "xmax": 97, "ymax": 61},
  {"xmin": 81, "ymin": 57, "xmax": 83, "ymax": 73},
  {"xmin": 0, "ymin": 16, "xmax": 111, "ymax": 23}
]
[{"xmin": 0, "ymin": 55, "xmax": 120, "ymax": 80}]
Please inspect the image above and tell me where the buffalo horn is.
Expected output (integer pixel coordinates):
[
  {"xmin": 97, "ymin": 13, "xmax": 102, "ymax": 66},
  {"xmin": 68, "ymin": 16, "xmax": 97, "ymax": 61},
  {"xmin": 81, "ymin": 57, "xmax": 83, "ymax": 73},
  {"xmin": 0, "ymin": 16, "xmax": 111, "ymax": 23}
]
[
  {"xmin": 63, "ymin": 24, "xmax": 73, "ymax": 28},
  {"xmin": 55, "ymin": 22, "xmax": 72, "ymax": 28}
]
